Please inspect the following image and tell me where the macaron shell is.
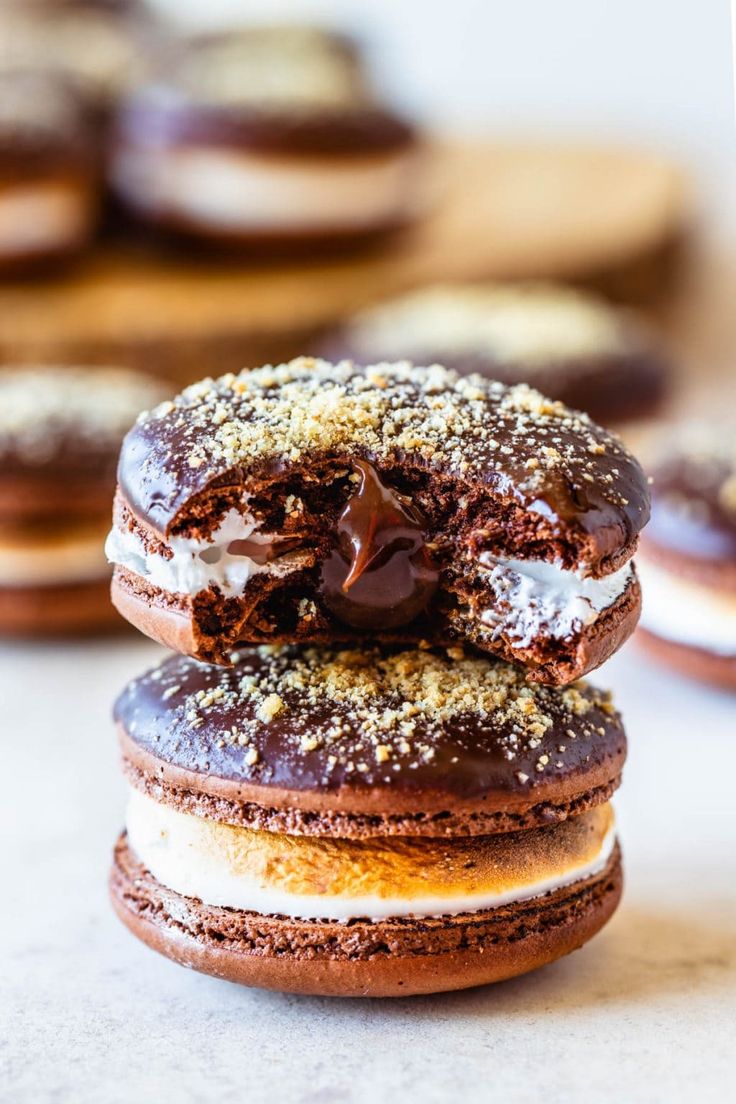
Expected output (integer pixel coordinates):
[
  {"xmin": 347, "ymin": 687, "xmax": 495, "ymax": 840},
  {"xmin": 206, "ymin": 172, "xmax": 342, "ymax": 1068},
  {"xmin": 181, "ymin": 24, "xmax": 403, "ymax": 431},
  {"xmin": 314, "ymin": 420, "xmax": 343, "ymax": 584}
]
[
  {"xmin": 0, "ymin": 576, "xmax": 122, "ymax": 636},
  {"xmin": 110, "ymin": 833, "xmax": 622, "ymax": 997},
  {"xmin": 114, "ymin": 647, "xmax": 627, "ymax": 838},
  {"xmin": 637, "ymin": 627, "xmax": 736, "ymax": 691}
]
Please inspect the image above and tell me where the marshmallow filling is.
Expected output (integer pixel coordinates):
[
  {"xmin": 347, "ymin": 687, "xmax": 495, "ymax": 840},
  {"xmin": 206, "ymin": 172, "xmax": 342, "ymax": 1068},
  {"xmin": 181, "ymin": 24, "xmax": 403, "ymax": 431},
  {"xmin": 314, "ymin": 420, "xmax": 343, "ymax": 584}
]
[
  {"xmin": 112, "ymin": 145, "xmax": 419, "ymax": 231},
  {"xmin": 107, "ymin": 510, "xmax": 632, "ymax": 644},
  {"xmin": 477, "ymin": 555, "xmax": 633, "ymax": 646},
  {"xmin": 637, "ymin": 555, "xmax": 736, "ymax": 656},
  {"xmin": 126, "ymin": 789, "xmax": 616, "ymax": 923},
  {"xmin": 0, "ymin": 525, "xmax": 110, "ymax": 586}
]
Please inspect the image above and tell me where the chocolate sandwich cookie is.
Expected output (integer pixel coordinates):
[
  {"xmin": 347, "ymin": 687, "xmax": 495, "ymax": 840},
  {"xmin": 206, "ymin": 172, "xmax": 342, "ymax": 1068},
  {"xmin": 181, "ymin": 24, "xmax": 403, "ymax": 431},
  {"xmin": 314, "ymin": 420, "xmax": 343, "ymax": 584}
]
[
  {"xmin": 637, "ymin": 434, "xmax": 736, "ymax": 688},
  {"xmin": 108, "ymin": 358, "xmax": 649, "ymax": 683},
  {"xmin": 0, "ymin": 365, "xmax": 168, "ymax": 635},
  {"xmin": 110, "ymin": 27, "xmax": 422, "ymax": 250},
  {"xmin": 0, "ymin": 72, "xmax": 99, "ymax": 271},
  {"xmin": 111, "ymin": 645, "xmax": 624, "ymax": 996},
  {"xmin": 322, "ymin": 283, "xmax": 671, "ymax": 427}
]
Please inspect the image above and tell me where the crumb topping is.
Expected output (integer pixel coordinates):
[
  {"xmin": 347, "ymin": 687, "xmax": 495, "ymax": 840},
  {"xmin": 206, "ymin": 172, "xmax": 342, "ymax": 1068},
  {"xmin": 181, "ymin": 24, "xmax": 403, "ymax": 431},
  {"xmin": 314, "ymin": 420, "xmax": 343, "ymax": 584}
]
[
  {"xmin": 132, "ymin": 357, "xmax": 637, "ymax": 513},
  {"xmin": 344, "ymin": 283, "xmax": 644, "ymax": 367},
  {"xmin": 0, "ymin": 366, "xmax": 168, "ymax": 464},
  {"xmin": 116, "ymin": 644, "xmax": 621, "ymax": 789},
  {"xmin": 156, "ymin": 28, "xmax": 366, "ymax": 111}
]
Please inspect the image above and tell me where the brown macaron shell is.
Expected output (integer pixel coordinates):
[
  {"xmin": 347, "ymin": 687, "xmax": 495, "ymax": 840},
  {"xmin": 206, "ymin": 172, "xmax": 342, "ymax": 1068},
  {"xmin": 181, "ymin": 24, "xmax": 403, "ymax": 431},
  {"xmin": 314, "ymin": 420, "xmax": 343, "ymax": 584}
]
[
  {"xmin": 0, "ymin": 576, "xmax": 124, "ymax": 636},
  {"xmin": 110, "ymin": 359, "xmax": 648, "ymax": 682},
  {"xmin": 110, "ymin": 832, "xmax": 622, "ymax": 997},
  {"xmin": 115, "ymin": 645, "xmax": 627, "ymax": 838}
]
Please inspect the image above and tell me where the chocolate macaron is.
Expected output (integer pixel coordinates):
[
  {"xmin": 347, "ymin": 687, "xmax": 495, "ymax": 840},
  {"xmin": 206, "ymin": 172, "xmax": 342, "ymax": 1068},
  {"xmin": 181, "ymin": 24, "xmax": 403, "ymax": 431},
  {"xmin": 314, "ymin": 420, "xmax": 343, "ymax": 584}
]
[
  {"xmin": 107, "ymin": 357, "xmax": 649, "ymax": 683},
  {"xmin": 322, "ymin": 283, "xmax": 671, "ymax": 427},
  {"xmin": 110, "ymin": 27, "xmax": 422, "ymax": 250},
  {"xmin": 0, "ymin": 71, "xmax": 99, "ymax": 271},
  {"xmin": 0, "ymin": 365, "xmax": 168, "ymax": 635},
  {"xmin": 637, "ymin": 434, "xmax": 736, "ymax": 688},
  {"xmin": 111, "ymin": 644, "xmax": 624, "ymax": 997}
]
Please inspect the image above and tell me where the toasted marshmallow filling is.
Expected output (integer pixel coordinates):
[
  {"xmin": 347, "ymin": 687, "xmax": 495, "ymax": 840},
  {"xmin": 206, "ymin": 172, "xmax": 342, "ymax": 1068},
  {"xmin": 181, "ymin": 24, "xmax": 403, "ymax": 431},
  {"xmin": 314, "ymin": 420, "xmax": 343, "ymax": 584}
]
[
  {"xmin": 478, "ymin": 555, "xmax": 633, "ymax": 646},
  {"xmin": 112, "ymin": 146, "xmax": 420, "ymax": 231},
  {"xmin": 105, "ymin": 509, "xmax": 304, "ymax": 596},
  {"xmin": 0, "ymin": 183, "xmax": 90, "ymax": 255},
  {"xmin": 637, "ymin": 555, "xmax": 736, "ymax": 656},
  {"xmin": 126, "ymin": 790, "xmax": 616, "ymax": 922},
  {"xmin": 0, "ymin": 526, "xmax": 109, "ymax": 586}
]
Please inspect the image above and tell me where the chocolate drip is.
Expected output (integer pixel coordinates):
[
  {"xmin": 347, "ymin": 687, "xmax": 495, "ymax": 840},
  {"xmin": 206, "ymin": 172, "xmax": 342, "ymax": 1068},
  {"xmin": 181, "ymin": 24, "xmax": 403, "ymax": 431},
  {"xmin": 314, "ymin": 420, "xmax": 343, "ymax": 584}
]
[{"xmin": 320, "ymin": 460, "xmax": 439, "ymax": 629}]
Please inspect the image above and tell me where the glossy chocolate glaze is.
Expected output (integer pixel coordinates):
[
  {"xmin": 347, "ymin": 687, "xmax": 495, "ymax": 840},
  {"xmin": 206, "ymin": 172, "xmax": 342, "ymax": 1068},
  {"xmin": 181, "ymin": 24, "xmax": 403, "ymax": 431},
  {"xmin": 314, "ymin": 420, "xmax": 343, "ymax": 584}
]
[
  {"xmin": 117, "ymin": 95, "xmax": 417, "ymax": 157},
  {"xmin": 117, "ymin": 360, "xmax": 649, "ymax": 567},
  {"xmin": 325, "ymin": 343, "xmax": 668, "ymax": 428},
  {"xmin": 644, "ymin": 446, "xmax": 736, "ymax": 563},
  {"xmin": 320, "ymin": 460, "xmax": 439, "ymax": 629},
  {"xmin": 114, "ymin": 646, "xmax": 626, "ymax": 800}
]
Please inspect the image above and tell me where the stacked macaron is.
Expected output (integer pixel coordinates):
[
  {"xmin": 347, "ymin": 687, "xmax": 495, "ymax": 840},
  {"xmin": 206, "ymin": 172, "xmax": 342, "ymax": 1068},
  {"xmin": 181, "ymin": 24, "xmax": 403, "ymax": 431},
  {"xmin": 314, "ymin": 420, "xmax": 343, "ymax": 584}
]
[
  {"xmin": 0, "ymin": 365, "xmax": 167, "ymax": 635},
  {"xmin": 108, "ymin": 357, "xmax": 649, "ymax": 995}
]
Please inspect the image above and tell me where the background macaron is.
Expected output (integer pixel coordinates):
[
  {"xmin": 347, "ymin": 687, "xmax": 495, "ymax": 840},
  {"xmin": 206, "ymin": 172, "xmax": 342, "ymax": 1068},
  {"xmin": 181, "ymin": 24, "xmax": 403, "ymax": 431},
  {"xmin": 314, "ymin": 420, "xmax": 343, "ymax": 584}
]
[
  {"xmin": 320, "ymin": 282, "xmax": 672, "ymax": 427},
  {"xmin": 110, "ymin": 26, "xmax": 423, "ymax": 249},
  {"xmin": 0, "ymin": 364, "xmax": 169, "ymax": 635},
  {"xmin": 0, "ymin": 71, "xmax": 99, "ymax": 270}
]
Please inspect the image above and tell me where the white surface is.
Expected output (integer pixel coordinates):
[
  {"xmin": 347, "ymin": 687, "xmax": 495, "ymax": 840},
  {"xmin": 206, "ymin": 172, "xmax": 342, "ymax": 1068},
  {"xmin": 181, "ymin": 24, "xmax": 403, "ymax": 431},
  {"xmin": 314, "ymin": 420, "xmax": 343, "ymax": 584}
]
[{"xmin": 1, "ymin": 633, "xmax": 735, "ymax": 1102}]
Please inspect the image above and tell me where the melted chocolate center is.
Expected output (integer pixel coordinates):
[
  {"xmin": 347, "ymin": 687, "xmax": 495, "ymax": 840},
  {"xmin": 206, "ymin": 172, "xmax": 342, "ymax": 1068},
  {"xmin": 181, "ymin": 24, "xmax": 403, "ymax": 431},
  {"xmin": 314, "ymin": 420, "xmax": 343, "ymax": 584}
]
[{"xmin": 320, "ymin": 460, "xmax": 439, "ymax": 630}]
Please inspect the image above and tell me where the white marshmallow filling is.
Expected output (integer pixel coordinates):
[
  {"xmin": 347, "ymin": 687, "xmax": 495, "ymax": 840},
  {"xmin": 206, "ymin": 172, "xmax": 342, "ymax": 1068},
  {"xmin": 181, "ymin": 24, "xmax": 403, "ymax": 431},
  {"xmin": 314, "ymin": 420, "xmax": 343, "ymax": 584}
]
[
  {"xmin": 125, "ymin": 789, "xmax": 617, "ymax": 923},
  {"xmin": 111, "ymin": 145, "xmax": 420, "ymax": 232},
  {"xmin": 105, "ymin": 508, "xmax": 300, "ymax": 597},
  {"xmin": 0, "ymin": 182, "xmax": 91, "ymax": 255},
  {"xmin": 0, "ymin": 527, "xmax": 109, "ymax": 587},
  {"xmin": 106, "ymin": 510, "xmax": 633, "ymax": 635},
  {"xmin": 637, "ymin": 555, "xmax": 736, "ymax": 656},
  {"xmin": 477, "ymin": 555, "xmax": 633, "ymax": 647}
]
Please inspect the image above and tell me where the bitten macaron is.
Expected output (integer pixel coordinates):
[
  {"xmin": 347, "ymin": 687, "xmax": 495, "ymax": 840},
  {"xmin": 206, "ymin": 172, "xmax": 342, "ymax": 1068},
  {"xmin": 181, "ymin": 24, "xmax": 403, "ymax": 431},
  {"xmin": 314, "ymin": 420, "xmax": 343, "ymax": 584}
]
[
  {"xmin": 637, "ymin": 434, "xmax": 736, "ymax": 688},
  {"xmin": 0, "ymin": 365, "xmax": 168, "ymax": 635},
  {"xmin": 107, "ymin": 358, "xmax": 649, "ymax": 683},
  {"xmin": 111, "ymin": 644, "xmax": 625, "ymax": 997},
  {"xmin": 322, "ymin": 283, "xmax": 671, "ymax": 427},
  {"xmin": 110, "ymin": 27, "xmax": 422, "ymax": 249}
]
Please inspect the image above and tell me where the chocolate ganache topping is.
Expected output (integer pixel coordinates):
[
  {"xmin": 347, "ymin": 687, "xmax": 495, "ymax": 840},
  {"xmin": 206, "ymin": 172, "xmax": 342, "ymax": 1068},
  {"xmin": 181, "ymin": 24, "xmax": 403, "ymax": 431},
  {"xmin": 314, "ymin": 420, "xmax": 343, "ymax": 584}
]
[
  {"xmin": 117, "ymin": 359, "xmax": 649, "ymax": 569},
  {"xmin": 115, "ymin": 645, "xmax": 626, "ymax": 800},
  {"xmin": 320, "ymin": 460, "xmax": 439, "ymax": 629}
]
